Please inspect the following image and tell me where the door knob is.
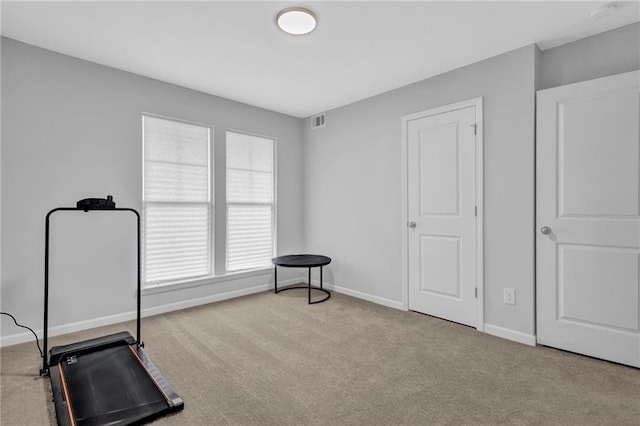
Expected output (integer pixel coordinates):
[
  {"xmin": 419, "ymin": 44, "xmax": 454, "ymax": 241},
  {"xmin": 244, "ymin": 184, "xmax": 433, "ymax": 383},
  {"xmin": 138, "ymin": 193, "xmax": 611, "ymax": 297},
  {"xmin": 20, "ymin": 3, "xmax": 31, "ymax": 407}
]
[
  {"xmin": 540, "ymin": 226, "xmax": 552, "ymax": 235},
  {"xmin": 408, "ymin": 221, "xmax": 417, "ymax": 229}
]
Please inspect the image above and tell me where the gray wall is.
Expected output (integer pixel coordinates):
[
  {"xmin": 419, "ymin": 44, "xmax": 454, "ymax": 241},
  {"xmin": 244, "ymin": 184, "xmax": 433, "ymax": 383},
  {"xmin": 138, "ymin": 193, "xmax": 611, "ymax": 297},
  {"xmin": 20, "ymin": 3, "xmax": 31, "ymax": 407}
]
[
  {"xmin": 1, "ymin": 38, "xmax": 304, "ymax": 341},
  {"xmin": 303, "ymin": 45, "xmax": 538, "ymax": 337},
  {"xmin": 302, "ymin": 22, "xmax": 640, "ymax": 340},
  {"xmin": 539, "ymin": 23, "xmax": 640, "ymax": 90}
]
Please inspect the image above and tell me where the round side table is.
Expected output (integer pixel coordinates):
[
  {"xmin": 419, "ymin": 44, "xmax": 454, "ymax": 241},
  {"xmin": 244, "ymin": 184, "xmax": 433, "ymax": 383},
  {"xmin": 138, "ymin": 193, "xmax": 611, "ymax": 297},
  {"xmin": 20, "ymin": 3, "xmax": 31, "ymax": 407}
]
[{"xmin": 272, "ymin": 254, "xmax": 331, "ymax": 304}]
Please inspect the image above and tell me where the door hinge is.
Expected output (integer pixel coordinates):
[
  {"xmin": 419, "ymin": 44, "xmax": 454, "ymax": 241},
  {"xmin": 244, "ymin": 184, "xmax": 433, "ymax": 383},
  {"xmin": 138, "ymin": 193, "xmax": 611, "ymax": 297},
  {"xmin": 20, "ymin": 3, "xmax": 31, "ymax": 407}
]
[
  {"xmin": 475, "ymin": 206, "xmax": 477, "ymax": 217},
  {"xmin": 475, "ymin": 287, "xmax": 478, "ymax": 298},
  {"xmin": 470, "ymin": 123, "xmax": 477, "ymax": 135}
]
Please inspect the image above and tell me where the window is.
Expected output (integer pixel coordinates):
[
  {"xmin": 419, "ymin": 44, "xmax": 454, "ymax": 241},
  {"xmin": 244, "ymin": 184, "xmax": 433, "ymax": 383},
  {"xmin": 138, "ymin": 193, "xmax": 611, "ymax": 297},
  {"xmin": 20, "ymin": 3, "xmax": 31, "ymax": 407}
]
[
  {"xmin": 142, "ymin": 116, "xmax": 275, "ymax": 285},
  {"xmin": 142, "ymin": 115, "xmax": 212, "ymax": 284},
  {"xmin": 226, "ymin": 131, "xmax": 275, "ymax": 272}
]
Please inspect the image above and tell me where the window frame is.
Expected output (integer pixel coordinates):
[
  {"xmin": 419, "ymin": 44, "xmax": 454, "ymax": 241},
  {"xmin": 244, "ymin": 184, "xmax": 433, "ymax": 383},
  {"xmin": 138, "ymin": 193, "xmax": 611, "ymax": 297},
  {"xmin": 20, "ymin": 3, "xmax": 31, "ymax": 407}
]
[
  {"xmin": 141, "ymin": 115, "xmax": 278, "ymax": 290},
  {"xmin": 141, "ymin": 113, "xmax": 215, "ymax": 287},
  {"xmin": 224, "ymin": 129, "xmax": 278, "ymax": 273}
]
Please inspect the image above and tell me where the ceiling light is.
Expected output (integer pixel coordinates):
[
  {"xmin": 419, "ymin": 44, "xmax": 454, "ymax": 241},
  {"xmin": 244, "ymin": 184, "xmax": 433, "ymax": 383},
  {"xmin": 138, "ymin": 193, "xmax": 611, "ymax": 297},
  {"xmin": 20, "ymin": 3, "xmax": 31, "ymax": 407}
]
[{"xmin": 277, "ymin": 7, "xmax": 317, "ymax": 35}]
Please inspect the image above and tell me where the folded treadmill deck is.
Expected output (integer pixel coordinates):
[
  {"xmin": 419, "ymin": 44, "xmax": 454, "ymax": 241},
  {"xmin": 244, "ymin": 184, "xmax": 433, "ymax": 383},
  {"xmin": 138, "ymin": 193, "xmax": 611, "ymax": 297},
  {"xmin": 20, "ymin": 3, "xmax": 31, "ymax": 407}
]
[{"xmin": 49, "ymin": 332, "xmax": 184, "ymax": 426}]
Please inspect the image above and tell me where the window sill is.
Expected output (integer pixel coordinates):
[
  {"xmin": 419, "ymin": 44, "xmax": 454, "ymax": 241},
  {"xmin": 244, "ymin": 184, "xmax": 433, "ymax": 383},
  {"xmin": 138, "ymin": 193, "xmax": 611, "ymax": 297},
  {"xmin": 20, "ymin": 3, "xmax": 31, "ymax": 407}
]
[{"xmin": 142, "ymin": 267, "xmax": 273, "ymax": 295}]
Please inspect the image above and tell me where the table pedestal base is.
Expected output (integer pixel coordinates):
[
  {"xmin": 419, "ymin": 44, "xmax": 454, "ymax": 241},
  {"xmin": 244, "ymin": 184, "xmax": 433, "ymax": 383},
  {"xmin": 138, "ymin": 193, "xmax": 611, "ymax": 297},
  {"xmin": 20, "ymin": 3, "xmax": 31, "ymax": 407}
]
[{"xmin": 274, "ymin": 265, "xmax": 331, "ymax": 304}]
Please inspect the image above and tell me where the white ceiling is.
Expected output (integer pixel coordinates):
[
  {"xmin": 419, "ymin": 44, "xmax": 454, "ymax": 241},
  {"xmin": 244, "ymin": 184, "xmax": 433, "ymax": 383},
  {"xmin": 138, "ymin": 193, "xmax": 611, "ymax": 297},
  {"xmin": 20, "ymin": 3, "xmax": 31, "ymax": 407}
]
[{"xmin": 2, "ymin": 1, "xmax": 638, "ymax": 118}]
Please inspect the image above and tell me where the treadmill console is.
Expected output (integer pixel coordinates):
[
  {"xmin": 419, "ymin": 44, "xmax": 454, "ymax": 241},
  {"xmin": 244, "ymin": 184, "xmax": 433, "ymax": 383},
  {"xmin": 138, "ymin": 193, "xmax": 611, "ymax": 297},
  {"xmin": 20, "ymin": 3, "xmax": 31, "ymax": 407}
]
[{"xmin": 77, "ymin": 195, "xmax": 116, "ymax": 210}]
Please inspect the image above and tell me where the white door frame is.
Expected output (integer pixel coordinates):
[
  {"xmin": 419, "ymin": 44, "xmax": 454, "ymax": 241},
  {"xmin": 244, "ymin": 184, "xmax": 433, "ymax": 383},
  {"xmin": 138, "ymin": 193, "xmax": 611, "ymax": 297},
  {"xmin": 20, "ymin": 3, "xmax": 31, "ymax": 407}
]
[{"xmin": 401, "ymin": 97, "xmax": 484, "ymax": 331}]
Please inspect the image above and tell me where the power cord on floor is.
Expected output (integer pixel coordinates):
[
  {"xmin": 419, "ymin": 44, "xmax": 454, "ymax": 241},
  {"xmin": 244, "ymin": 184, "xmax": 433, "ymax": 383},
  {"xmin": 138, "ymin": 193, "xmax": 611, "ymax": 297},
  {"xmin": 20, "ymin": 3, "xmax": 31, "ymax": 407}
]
[{"xmin": 0, "ymin": 312, "xmax": 44, "ymax": 358}]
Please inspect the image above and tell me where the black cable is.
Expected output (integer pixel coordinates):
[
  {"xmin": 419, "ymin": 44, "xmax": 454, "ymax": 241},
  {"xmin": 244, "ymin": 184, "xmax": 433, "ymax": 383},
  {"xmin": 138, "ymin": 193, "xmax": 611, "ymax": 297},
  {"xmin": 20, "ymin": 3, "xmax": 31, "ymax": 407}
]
[{"xmin": 1, "ymin": 312, "xmax": 44, "ymax": 358}]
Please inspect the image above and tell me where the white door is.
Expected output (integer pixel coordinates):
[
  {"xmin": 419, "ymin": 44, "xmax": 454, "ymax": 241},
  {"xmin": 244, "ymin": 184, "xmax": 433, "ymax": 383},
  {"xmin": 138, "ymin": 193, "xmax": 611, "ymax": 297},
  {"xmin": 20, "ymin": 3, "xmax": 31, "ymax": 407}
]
[
  {"xmin": 406, "ymin": 100, "xmax": 481, "ymax": 328},
  {"xmin": 537, "ymin": 70, "xmax": 640, "ymax": 368}
]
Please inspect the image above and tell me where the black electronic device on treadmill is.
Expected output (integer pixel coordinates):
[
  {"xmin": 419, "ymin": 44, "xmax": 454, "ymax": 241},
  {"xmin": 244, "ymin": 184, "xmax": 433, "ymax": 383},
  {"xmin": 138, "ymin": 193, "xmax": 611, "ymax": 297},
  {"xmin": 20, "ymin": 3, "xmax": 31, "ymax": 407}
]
[
  {"xmin": 41, "ymin": 196, "xmax": 184, "ymax": 426},
  {"xmin": 76, "ymin": 195, "xmax": 116, "ymax": 210}
]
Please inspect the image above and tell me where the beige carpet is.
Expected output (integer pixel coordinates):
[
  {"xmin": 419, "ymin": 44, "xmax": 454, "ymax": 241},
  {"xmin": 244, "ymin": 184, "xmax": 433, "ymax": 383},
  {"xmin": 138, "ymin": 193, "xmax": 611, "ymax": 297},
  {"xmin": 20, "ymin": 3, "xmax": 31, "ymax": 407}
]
[{"xmin": 1, "ymin": 289, "xmax": 639, "ymax": 425}]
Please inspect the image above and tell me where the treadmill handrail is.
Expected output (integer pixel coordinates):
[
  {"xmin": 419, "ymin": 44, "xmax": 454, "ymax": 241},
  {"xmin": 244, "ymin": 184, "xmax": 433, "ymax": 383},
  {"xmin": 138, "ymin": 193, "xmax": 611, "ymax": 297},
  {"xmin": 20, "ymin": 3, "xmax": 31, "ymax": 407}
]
[{"xmin": 41, "ymin": 206, "xmax": 141, "ymax": 375}]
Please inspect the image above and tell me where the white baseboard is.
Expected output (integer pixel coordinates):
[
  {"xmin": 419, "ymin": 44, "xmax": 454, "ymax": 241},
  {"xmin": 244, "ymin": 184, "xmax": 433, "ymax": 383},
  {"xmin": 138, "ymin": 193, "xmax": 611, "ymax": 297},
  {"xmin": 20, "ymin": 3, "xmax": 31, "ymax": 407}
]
[
  {"xmin": 5, "ymin": 278, "xmax": 536, "ymax": 350},
  {"xmin": 0, "ymin": 278, "xmax": 298, "ymax": 348},
  {"xmin": 310, "ymin": 279, "xmax": 404, "ymax": 310},
  {"xmin": 484, "ymin": 323, "xmax": 537, "ymax": 346},
  {"xmin": 142, "ymin": 282, "xmax": 272, "ymax": 318},
  {"xmin": 0, "ymin": 310, "xmax": 138, "ymax": 348}
]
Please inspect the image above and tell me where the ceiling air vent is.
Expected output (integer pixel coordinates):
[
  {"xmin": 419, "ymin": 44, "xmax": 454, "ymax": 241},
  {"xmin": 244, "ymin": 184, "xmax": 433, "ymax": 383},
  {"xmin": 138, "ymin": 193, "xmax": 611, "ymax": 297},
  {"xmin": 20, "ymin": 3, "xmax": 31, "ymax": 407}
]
[{"xmin": 311, "ymin": 113, "xmax": 326, "ymax": 130}]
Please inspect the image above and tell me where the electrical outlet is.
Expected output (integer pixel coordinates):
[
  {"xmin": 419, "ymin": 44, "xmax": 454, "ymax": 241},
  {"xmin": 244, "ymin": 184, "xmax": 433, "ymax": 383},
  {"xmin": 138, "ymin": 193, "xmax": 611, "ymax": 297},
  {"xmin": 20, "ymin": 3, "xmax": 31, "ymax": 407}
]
[{"xmin": 504, "ymin": 288, "xmax": 516, "ymax": 305}]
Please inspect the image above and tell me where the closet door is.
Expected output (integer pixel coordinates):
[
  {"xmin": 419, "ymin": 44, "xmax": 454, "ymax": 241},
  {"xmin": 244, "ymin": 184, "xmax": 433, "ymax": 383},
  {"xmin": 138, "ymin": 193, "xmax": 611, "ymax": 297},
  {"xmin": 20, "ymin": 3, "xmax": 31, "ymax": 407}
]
[{"xmin": 537, "ymin": 71, "xmax": 640, "ymax": 367}]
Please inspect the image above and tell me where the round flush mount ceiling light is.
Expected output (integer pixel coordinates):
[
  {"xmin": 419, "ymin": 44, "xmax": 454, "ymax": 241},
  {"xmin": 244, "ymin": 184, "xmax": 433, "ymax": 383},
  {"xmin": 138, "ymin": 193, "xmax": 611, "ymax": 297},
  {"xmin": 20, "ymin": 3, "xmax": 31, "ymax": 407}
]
[{"xmin": 277, "ymin": 7, "xmax": 317, "ymax": 35}]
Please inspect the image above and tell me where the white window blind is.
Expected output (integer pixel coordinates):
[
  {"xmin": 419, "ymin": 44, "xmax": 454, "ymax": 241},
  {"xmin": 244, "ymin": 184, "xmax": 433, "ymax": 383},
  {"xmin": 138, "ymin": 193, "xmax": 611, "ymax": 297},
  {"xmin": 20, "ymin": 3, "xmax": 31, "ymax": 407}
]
[
  {"xmin": 143, "ymin": 115, "xmax": 212, "ymax": 284},
  {"xmin": 226, "ymin": 131, "xmax": 275, "ymax": 272}
]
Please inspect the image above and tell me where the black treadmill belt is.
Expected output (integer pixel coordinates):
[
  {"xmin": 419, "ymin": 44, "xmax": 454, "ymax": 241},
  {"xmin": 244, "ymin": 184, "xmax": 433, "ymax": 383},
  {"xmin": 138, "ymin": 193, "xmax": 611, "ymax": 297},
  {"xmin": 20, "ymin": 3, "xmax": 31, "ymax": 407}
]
[{"xmin": 61, "ymin": 345, "xmax": 168, "ymax": 426}]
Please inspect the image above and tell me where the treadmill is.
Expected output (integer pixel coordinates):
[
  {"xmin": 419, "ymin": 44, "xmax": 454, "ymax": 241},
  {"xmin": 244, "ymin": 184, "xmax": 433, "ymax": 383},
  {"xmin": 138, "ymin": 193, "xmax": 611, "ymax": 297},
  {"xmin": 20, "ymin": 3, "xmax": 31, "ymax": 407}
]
[{"xmin": 40, "ymin": 196, "xmax": 184, "ymax": 426}]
